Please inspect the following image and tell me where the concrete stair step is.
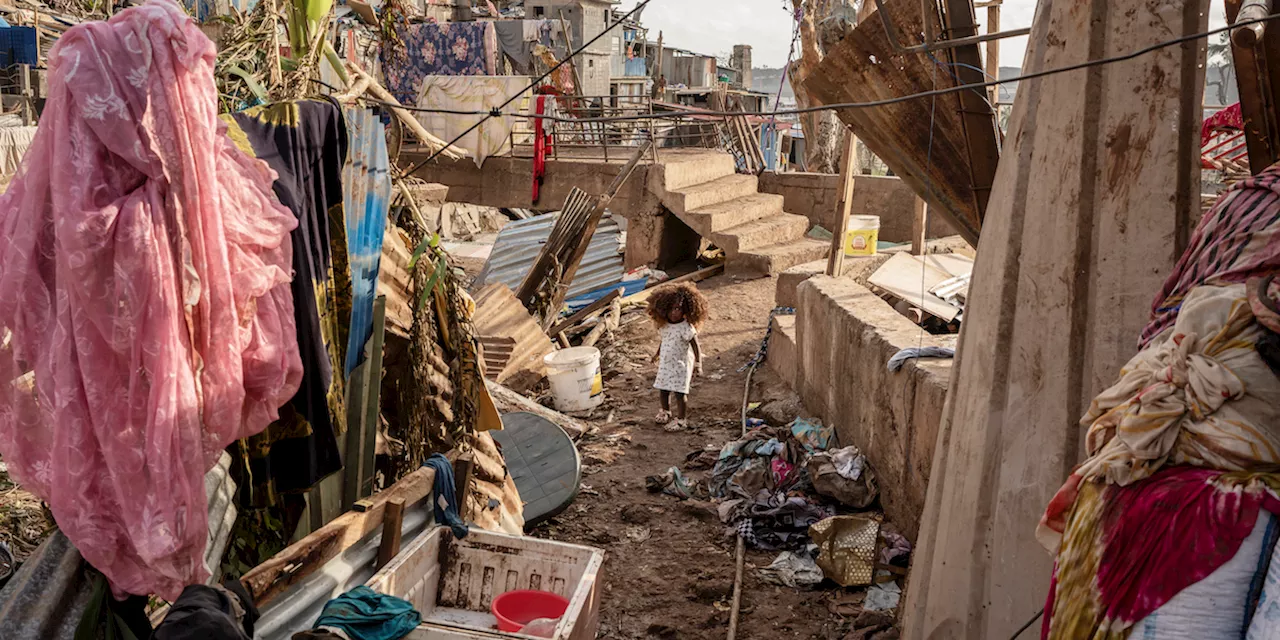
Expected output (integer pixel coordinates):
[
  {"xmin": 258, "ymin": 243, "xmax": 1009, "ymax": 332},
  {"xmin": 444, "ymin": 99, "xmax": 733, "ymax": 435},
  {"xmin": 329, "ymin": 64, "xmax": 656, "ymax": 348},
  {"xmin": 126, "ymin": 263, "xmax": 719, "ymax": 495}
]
[
  {"xmin": 651, "ymin": 153, "xmax": 738, "ymax": 193},
  {"xmin": 666, "ymin": 174, "xmax": 760, "ymax": 216},
  {"xmin": 712, "ymin": 212, "xmax": 811, "ymax": 256},
  {"xmin": 731, "ymin": 238, "xmax": 832, "ymax": 276},
  {"xmin": 676, "ymin": 193, "xmax": 785, "ymax": 236}
]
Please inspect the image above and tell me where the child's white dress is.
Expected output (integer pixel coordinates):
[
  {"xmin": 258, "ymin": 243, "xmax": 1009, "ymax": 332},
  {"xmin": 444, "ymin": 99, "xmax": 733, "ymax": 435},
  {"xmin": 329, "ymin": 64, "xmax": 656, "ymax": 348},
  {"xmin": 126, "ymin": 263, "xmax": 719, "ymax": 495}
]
[{"xmin": 654, "ymin": 321, "xmax": 697, "ymax": 394}]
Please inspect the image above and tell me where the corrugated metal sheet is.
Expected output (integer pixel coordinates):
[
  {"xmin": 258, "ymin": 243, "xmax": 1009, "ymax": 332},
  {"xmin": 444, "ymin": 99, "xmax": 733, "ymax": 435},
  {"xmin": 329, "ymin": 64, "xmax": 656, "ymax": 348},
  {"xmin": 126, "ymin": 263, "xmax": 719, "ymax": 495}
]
[
  {"xmin": 472, "ymin": 213, "xmax": 625, "ymax": 301},
  {"xmin": 343, "ymin": 107, "xmax": 393, "ymax": 374},
  {"xmin": 253, "ymin": 503, "xmax": 435, "ymax": 640},
  {"xmin": 472, "ymin": 283, "xmax": 554, "ymax": 391},
  {"xmin": 378, "ymin": 227, "xmax": 414, "ymax": 339}
]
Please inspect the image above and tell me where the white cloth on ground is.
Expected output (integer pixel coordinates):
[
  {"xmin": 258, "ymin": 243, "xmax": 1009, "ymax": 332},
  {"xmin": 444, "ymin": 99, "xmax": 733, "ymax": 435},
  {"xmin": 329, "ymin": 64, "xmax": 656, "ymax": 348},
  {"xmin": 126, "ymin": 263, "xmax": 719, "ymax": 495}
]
[{"xmin": 654, "ymin": 321, "xmax": 696, "ymax": 394}]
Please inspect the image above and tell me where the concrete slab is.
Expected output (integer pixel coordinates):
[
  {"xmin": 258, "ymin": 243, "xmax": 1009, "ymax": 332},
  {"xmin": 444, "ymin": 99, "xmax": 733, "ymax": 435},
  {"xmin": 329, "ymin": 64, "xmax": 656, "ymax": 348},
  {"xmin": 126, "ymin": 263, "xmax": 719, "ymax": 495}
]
[{"xmin": 766, "ymin": 314, "xmax": 798, "ymax": 390}]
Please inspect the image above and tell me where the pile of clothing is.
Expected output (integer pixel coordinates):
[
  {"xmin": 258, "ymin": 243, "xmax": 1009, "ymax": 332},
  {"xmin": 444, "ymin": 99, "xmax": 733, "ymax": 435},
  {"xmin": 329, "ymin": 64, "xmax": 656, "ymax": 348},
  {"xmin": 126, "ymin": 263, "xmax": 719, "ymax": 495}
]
[{"xmin": 706, "ymin": 419, "xmax": 878, "ymax": 551}]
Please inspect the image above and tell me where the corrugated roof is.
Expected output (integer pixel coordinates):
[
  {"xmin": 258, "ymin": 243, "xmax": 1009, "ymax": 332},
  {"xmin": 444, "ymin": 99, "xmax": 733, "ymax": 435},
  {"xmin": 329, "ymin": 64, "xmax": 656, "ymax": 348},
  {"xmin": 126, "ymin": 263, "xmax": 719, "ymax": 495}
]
[
  {"xmin": 472, "ymin": 283, "xmax": 555, "ymax": 392},
  {"xmin": 472, "ymin": 212, "xmax": 625, "ymax": 301}
]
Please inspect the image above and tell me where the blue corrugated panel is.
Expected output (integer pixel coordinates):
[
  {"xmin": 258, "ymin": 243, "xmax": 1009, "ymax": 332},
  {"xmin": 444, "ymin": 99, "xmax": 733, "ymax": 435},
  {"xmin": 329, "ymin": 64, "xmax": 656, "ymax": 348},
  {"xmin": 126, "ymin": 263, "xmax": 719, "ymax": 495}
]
[{"xmin": 343, "ymin": 107, "xmax": 393, "ymax": 375}]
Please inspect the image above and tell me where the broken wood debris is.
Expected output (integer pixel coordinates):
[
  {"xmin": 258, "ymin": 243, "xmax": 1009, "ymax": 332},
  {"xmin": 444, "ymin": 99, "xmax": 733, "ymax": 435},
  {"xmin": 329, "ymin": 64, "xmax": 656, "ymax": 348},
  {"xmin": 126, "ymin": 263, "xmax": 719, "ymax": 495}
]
[{"xmin": 471, "ymin": 282, "xmax": 556, "ymax": 393}]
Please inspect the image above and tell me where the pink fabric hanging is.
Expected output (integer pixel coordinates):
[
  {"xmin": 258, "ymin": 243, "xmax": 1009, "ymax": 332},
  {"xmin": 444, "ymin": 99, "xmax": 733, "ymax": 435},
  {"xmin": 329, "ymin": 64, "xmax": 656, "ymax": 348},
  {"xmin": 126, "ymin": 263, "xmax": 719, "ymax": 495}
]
[{"xmin": 0, "ymin": 0, "xmax": 302, "ymax": 598}]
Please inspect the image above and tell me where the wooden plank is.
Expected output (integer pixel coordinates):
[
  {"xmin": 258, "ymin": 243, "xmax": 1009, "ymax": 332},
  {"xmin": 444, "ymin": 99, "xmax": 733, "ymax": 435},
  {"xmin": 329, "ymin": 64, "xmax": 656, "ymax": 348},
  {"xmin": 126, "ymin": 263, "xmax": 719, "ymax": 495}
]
[
  {"xmin": 621, "ymin": 264, "xmax": 725, "ymax": 305},
  {"xmin": 485, "ymin": 379, "xmax": 589, "ymax": 438},
  {"xmin": 866, "ymin": 252, "xmax": 969, "ymax": 322},
  {"xmin": 985, "ymin": 4, "xmax": 1001, "ymax": 107},
  {"xmin": 939, "ymin": 0, "xmax": 1001, "ymax": 225},
  {"xmin": 376, "ymin": 498, "xmax": 406, "ymax": 569},
  {"xmin": 241, "ymin": 466, "xmax": 436, "ymax": 606},
  {"xmin": 826, "ymin": 135, "xmax": 859, "ymax": 276},
  {"xmin": 911, "ymin": 196, "xmax": 928, "ymax": 255},
  {"xmin": 902, "ymin": 0, "xmax": 1208, "ymax": 636},
  {"xmin": 548, "ymin": 287, "xmax": 625, "ymax": 336},
  {"xmin": 452, "ymin": 452, "xmax": 475, "ymax": 521},
  {"xmin": 359, "ymin": 297, "xmax": 388, "ymax": 500},
  {"xmin": 1226, "ymin": 0, "xmax": 1280, "ymax": 173}
]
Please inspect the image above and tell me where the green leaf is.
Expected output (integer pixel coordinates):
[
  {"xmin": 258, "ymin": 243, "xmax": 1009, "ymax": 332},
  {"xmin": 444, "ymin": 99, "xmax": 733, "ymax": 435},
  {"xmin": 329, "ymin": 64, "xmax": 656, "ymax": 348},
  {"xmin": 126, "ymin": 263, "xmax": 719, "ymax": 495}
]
[
  {"xmin": 415, "ymin": 257, "xmax": 447, "ymax": 312},
  {"xmin": 408, "ymin": 233, "xmax": 439, "ymax": 270},
  {"xmin": 226, "ymin": 65, "xmax": 269, "ymax": 104}
]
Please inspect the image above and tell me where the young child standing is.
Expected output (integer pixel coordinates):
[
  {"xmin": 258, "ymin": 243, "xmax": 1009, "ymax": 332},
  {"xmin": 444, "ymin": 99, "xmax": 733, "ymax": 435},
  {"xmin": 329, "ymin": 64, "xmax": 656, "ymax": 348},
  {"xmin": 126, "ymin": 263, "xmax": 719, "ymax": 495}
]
[{"xmin": 646, "ymin": 282, "xmax": 709, "ymax": 431}]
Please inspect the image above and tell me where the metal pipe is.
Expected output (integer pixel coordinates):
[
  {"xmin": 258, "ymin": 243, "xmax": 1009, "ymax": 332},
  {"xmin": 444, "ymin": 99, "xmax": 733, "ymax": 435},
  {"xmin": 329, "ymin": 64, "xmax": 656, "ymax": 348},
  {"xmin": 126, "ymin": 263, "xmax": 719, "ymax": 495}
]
[{"xmin": 1233, "ymin": 0, "xmax": 1271, "ymax": 47}]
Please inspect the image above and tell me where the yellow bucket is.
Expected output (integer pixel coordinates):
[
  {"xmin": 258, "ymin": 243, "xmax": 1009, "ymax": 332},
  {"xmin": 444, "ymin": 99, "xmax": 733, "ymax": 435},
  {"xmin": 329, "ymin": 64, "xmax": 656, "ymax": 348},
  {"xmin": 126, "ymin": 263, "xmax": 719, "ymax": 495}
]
[{"xmin": 844, "ymin": 215, "xmax": 881, "ymax": 256}]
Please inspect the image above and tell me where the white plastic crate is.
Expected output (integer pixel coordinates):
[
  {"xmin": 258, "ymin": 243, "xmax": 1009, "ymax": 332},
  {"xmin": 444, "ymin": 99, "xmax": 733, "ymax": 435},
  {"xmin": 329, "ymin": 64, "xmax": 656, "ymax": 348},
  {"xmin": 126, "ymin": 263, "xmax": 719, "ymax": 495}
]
[{"xmin": 367, "ymin": 526, "xmax": 604, "ymax": 639}]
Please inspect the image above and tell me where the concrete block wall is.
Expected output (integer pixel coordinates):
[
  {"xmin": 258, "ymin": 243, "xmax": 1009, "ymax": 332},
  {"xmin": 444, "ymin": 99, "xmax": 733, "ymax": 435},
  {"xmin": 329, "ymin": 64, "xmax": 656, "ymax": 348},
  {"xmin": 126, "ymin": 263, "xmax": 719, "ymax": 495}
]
[
  {"xmin": 788, "ymin": 276, "xmax": 955, "ymax": 540},
  {"xmin": 757, "ymin": 172, "xmax": 959, "ymax": 243}
]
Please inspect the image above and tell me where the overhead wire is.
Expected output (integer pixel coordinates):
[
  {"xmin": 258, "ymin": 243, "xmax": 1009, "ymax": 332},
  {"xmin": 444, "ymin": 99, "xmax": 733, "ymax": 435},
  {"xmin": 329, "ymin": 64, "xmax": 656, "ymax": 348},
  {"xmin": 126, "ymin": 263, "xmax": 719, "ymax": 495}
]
[
  {"xmin": 396, "ymin": 0, "xmax": 654, "ymax": 175},
  {"xmin": 325, "ymin": 13, "xmax": 1280, "ymax": 135}
]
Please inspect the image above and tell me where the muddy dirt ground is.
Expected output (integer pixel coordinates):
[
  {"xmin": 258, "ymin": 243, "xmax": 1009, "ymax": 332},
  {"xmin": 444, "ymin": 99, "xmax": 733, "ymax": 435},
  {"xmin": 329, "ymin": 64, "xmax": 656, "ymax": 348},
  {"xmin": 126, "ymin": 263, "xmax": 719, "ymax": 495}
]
[{"xmin": 525, "ymin": 272, "xmax": 892, "ymax": 640}]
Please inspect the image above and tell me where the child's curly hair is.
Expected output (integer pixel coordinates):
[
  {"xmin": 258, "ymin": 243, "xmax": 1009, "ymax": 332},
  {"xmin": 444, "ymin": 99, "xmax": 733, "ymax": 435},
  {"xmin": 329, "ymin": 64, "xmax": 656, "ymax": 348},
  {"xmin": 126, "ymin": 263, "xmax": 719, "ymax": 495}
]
[{"xmin": 646, "ymin": 281, "xmax": 710, "ymax": 328}]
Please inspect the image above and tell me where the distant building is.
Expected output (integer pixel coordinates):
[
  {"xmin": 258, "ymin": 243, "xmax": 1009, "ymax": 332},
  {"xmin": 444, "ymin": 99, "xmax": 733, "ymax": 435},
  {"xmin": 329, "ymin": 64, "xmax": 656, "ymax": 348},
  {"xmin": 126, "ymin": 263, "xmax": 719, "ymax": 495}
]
[{"xmin": 525, "ymin": 0, "xmax": 618, "ymax": 97}]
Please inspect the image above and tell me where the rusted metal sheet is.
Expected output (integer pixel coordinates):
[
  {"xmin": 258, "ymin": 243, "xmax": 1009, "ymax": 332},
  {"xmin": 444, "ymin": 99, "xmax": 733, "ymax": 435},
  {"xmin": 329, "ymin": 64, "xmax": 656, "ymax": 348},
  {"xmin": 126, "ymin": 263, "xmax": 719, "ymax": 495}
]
[
  {"xmin": 798, "ymin": 0, "xmax": 991, "ymax": 244},
  {"xmin": 472, "ymin": 282, "xmax": 555, "ymax": 392},
  {"xmin": 378, "ymin": 227, "xmax": 415, "ymax": 339}
]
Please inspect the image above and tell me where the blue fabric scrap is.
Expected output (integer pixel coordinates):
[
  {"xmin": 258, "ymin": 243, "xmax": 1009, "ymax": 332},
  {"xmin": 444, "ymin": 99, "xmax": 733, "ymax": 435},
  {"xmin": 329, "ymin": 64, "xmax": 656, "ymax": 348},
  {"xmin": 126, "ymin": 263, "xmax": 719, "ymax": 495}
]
[
  {"xmin": 424, "ymin": 454, "xmax": 469, "ymax": 539},
  {"xmin": 886, "ymin": 346, "xmax": 955, "ymax": 372},
  {"xmin": 315, "ymin": 586, "xmax": 420, "ymax": 640}
]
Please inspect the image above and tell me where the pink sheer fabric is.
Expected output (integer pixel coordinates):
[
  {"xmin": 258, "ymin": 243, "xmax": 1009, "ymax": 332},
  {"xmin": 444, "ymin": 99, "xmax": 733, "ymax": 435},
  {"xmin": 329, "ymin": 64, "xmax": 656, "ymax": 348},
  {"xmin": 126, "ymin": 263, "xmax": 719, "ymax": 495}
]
[{"xmin": 0, "ymin": 0, "xmax": 302, "ymax": 598}]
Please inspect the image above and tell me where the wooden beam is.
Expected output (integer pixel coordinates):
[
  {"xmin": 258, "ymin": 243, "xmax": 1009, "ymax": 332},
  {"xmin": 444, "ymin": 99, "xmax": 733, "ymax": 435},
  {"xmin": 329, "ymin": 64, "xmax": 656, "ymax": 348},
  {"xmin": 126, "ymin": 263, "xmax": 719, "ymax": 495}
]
[
  {"xmin": 486, "ymin": 379, "xmax": 590, "ymax": 438},
  {"xmin": 621, "ymin": 263, "xmax": 725, "ymax": 305},
  {"xmin": 452, "ymin": 452, "xmax": 475, "ymax": 521},
  {"xmin": 240, "ymin": 466, "xmax": 435, "ymax": 606},
  {"xmin": 911, "ymin": 196, "xmax": 929, "ymax": 255},
  {"xmin": 939, "ymin": 0, "xmax": 1000, "ymax": 225},
  {"xmin": 548, "ymin": 287, "xmax": 625, "ymax": 336},
  {"xmin": 375, "ymin": 498, "xmax": 406, "ymax": 569},
  {"xmin": 826, "ymin": 134, "xmax": 859, "ymax": 276},
  {"xmin": 985, "ymin": 3, "xmax": 1000, "ymax": 107},
  {"xmin": 1226, "ymin": 0, "xmax": 1280, "ymax": 173}
]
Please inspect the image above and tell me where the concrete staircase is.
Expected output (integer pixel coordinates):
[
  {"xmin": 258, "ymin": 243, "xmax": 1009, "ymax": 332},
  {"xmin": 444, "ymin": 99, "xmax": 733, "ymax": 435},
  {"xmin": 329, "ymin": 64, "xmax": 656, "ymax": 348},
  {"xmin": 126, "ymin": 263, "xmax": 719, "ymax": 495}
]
[{"xmin": 650, "ymin": 153, "xmax": 829, "ymax": 275}]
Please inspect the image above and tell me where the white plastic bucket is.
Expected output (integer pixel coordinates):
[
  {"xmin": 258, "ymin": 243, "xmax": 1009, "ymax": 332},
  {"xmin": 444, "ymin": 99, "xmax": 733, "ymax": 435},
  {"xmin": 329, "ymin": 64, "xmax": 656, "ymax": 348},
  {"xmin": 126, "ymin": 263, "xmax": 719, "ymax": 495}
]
[{"xmin": 543, "ymin": 347, "xmax": 604, "ymax": 412}]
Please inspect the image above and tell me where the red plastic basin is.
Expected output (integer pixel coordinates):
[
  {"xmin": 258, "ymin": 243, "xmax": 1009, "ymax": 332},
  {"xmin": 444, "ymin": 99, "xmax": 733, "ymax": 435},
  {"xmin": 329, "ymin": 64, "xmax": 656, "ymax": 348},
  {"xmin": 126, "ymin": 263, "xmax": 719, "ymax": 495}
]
[{"xmin": 491, "ymin": 589, "xmax": 569, "ymax": 632}]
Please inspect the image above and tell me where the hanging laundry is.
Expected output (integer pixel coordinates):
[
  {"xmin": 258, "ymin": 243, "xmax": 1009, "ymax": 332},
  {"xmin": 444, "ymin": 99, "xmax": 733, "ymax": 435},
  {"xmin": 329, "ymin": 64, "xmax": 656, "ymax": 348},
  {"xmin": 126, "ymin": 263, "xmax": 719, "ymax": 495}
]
[
  {"xmin": 416, "ymin": 76, "xmax": 530, "ymax": 168},
  {"xmin": 494, "ymin": 21, "xmax": 533, "ymax": 74},
  {"xmin": 224, "ymin": 98, "xmax": 351, "ymax": 501},
  {"xmin": 0, "ymin": 0, "xmax": 302, "ymax": 599},
  {"xmin": 531, "ymin": 94, "xmax": 555, "ymax": 202},
  {"xmin": 342, "ymin": 107, "xmax": 393, "ymax": 376},
  {"xmin": 381, "ymin": 21, "xmax": 498, "ymax": 106}
]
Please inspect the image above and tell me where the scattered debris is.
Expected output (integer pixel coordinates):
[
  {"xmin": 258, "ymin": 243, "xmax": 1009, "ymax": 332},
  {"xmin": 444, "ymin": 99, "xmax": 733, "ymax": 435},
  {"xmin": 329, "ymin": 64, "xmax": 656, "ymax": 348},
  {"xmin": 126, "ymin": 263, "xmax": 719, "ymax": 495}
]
[
  {"xmin": 811, "ymin": 515, "xmax": 880, "ymax": 587},
  {"xmin": 863, "ymin": 577, "xmax": 902, "ymax": 613},
  {"xmin": 807, "ymin": 446, "xmax": 879, "ymax": 509},
  {"xmin": 759, "ymin": 551, "xmax": 824, "ymax": 588},
  {"xmin": 645, "ymin": 466, "xmax": 701, "ymax": 500}
]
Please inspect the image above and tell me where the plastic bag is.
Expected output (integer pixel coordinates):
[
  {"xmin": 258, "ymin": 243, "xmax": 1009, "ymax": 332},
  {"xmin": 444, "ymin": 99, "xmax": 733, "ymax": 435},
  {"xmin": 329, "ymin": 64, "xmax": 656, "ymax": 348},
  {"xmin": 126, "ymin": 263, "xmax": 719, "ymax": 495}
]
[{"xmin": 521, "ymin": 618, "xmax": 560, "ymax": 637}]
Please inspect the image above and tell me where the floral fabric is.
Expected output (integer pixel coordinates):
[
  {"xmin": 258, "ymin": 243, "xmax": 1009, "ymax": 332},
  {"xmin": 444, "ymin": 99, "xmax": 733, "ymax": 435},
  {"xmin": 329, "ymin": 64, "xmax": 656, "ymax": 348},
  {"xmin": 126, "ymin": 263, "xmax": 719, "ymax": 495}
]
[
  {"xmin": 381, "ymin": 21, "xmax": 497, "ymax": 106},
  {"xmin": 0, "ymin": 0, "xmax": 301, "ymax": 598}
]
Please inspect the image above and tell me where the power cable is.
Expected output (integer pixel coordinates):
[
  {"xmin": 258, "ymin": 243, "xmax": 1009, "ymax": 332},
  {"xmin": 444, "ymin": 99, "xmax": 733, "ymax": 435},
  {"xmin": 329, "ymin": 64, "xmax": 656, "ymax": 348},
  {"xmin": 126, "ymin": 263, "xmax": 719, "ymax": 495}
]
[
  {"xmin": 322, "ymin": 14, "xmax": 1280, "ymax": 131},
  {"xmin": 397, "ymin": 0, "xmax": 653, "ymax": 175}
]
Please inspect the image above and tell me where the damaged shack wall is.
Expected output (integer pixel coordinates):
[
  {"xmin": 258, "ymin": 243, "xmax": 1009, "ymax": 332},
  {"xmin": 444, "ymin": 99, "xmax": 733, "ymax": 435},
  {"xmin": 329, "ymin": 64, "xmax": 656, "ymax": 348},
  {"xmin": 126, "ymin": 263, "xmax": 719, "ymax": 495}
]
[
  {"xmin": 902, "ymin": 0, "xmax": 1209, "ymax": 637},
  {"xmin": 757, "ymin": 172, "xmax": 958, "ymax": 242},
  {"xmin": 792, "ymin": 276, "xmax": 954, "ymax": 540}
]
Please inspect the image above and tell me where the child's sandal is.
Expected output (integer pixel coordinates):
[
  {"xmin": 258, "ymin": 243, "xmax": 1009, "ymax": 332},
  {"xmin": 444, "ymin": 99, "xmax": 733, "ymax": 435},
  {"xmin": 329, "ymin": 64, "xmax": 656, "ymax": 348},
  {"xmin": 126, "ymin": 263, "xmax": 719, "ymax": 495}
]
[
  {"xmin": 655, "ymin": 409, "xmax": 671, "ymax": 424},
  {"xmin": 663, "ymin": 419, "xmax": 686, "ymax": 433}
]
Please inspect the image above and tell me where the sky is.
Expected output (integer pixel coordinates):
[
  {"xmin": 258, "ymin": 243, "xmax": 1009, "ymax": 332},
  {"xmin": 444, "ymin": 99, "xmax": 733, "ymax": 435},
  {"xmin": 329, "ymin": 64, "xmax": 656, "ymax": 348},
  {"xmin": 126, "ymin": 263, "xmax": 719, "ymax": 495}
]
[{"xmin": 621, "ymin": 0, "xmax": 1231, "ymax": 71}]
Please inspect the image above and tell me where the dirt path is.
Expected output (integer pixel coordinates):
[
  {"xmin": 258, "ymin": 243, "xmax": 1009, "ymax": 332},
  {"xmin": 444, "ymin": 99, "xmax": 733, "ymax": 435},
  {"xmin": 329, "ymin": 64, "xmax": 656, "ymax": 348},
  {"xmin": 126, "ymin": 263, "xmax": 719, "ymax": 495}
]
[{"xmin": 530, "ymin": 274, "xmax": 856, "ymax": 640}]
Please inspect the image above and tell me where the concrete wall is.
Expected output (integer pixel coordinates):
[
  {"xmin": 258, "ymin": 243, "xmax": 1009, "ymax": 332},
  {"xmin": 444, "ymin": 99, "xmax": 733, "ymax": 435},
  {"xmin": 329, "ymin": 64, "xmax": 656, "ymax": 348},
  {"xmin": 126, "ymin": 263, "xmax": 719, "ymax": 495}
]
[
  {"xmin": 791, "ymin": 276, "xmax": 955, "ymax": 540},
  {"xmin": 757, "ymin": 172, "xmax": 959, "ymax": 243}
]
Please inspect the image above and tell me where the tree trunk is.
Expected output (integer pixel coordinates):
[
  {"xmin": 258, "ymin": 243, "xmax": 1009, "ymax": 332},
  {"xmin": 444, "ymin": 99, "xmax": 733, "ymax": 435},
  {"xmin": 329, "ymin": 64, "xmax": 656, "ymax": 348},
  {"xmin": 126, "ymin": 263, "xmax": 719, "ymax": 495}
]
[{"xmin": 790, "ymin": 0, "xmax": 853, "ymax": 174}]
